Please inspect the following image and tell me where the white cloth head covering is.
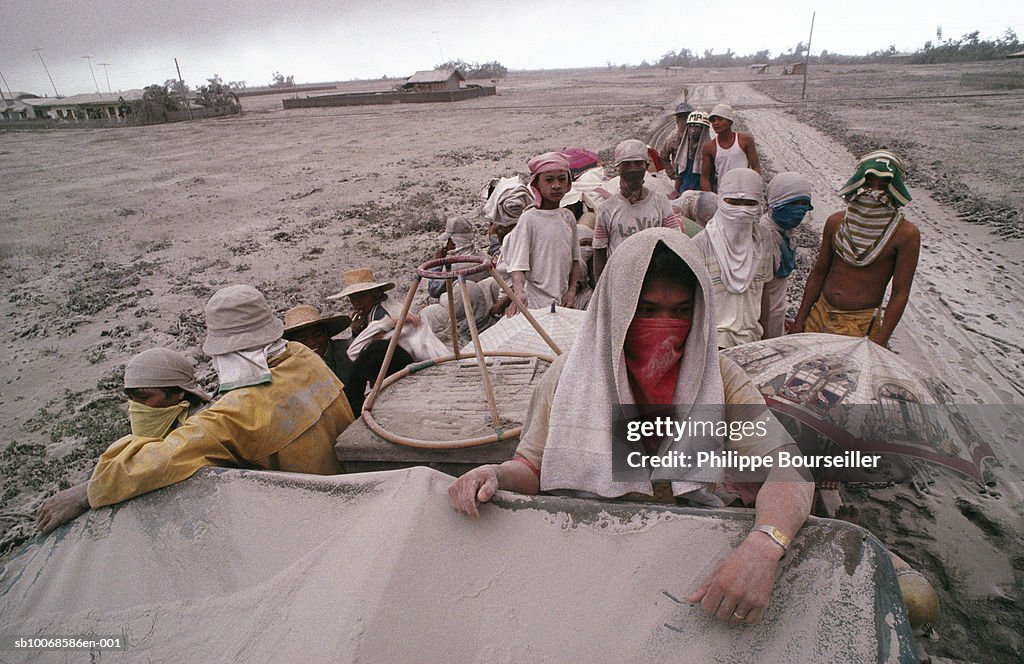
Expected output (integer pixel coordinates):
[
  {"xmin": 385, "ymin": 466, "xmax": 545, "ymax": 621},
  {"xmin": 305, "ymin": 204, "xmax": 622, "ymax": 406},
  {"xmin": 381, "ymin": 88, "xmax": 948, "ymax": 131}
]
[
  {"xmin": 483, "ymin": 176, "xmax": 532, "ymax": 227},
  {"xmin": 541, "ymin": 227, "xmax": 726, "ymax": 498},
  {"xmin": 705, "ymin": 168, "xmax": 765, "ymax": 294},
  {"xmin": 577, "ymin": 224, "xmax": 594, "ymax": 263},
  {"xmin": 211, "ymin": 339, "xmax": 287, "ymax": 393},
  {"xmin": 674, "ymin": 190, "xmax": 719, "ymax": 225},
  {"xmin": 765, "ymin": 172, "xmax": 812, "ymax": 208},
  {"xmin": 760, "ymin": 172, "xmax": 812, "ymax": 273}
]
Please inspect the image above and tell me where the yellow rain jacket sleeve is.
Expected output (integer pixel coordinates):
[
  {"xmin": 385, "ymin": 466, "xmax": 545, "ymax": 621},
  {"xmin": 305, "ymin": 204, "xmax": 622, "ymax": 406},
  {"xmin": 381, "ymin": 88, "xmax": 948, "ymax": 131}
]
[{"xmin": 88, "ymin": 342, "xmax": 354, "ymax": 508}]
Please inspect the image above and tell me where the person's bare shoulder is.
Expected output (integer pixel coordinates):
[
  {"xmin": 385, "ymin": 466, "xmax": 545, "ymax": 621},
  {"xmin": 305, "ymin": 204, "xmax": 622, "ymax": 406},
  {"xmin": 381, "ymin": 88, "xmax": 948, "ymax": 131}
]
[
  {"xmin": 824, "ymin": 210, "xmax": 845, "ymax": 231},
  {"xmin": 894, "ymin": 217, "xmax": 921, "ymax": 248}
]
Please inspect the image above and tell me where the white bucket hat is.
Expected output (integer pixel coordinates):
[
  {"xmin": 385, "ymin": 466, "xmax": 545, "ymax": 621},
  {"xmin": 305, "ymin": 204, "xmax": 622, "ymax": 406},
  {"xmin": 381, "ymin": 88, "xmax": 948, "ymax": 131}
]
[
  {"xmin": 202, "ymin": 285, "xmax": 284, "ymax": 355},
  {"xmin": 708, "ymin": 103, "xmax": 734, "ymax": 122}
]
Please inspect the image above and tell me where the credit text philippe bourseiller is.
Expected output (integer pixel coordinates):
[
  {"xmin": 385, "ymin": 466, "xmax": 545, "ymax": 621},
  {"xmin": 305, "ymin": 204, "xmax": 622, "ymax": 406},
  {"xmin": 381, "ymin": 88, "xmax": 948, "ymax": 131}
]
[{"xmin": 624, "ymin": 417, "xmax": 881, "ymax": 471}]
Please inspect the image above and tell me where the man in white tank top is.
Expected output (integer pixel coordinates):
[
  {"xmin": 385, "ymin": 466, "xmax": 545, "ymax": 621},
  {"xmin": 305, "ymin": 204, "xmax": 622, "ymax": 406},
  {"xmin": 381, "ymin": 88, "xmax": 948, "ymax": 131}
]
[{"xmin": 700, "ymin": 103, "xmax": 761, "ymax": 192}]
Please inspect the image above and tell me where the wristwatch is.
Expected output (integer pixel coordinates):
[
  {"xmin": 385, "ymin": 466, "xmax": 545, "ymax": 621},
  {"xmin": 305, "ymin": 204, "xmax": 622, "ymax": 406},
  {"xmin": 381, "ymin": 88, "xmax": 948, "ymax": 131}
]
[{"xmin": 750, "ymin": 524, "xmax": 790, "ymax": 553}]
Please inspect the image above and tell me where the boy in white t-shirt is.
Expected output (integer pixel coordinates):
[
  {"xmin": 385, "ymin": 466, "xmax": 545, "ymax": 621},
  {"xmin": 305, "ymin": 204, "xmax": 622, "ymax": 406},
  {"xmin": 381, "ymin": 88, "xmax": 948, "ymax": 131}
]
[{"xmin": 505, "ymin": 152, "xmax": 580, "ymax": 314}]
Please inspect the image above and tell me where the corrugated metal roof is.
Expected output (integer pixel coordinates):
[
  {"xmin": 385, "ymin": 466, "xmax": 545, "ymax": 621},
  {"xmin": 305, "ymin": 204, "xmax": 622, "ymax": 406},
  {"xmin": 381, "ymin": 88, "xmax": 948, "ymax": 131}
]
[
  {"xmin": 20, "ymin": 90, "xmax": 144, "ymax": 107},
  {"xmin": 405, "ymin": 69, "xmax": 464, "ymax": 84}
]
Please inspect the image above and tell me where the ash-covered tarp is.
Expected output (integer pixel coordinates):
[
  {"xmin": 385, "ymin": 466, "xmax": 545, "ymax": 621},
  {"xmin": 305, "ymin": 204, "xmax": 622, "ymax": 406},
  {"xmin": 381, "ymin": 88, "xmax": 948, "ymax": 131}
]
[{"xmin": 0, "ymin": 467, "xmax": 916, "ymax": 663}]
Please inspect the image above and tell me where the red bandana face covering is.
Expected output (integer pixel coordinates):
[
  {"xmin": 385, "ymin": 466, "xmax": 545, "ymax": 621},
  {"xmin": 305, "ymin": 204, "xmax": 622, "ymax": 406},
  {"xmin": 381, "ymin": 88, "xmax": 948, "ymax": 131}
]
[{"xmin": 624, "ymin": 318, "xmax": 693, "ymax": 405}]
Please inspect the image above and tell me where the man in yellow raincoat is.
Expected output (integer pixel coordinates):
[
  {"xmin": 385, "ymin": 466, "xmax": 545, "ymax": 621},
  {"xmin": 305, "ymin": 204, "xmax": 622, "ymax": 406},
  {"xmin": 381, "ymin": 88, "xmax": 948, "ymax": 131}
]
[{"xmin": 36, "ymin": 285, "xmax": 354, "ymax": 533}]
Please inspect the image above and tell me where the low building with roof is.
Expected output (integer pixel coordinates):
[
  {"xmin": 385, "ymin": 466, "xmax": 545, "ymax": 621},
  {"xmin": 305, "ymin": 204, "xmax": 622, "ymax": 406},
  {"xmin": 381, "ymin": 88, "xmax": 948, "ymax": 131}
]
[
  {"xmin": 3, "ymin": 91, "xmax": 144, "ymax": 123},
  {"xmin": 401, "ymin": 69, "xmax": 464, "ymax": 92}
]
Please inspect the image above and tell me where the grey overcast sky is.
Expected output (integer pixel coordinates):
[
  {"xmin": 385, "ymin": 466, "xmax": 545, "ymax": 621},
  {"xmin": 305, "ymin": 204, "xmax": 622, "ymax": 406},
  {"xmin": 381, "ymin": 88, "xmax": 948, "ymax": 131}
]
[{"xmin": 2, "ymin": 0, "xmax": 1022, "ymax": 96}]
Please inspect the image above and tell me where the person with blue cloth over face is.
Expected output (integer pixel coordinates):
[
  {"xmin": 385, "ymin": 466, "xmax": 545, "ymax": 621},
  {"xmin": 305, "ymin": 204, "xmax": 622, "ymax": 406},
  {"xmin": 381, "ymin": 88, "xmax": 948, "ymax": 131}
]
[{"xmin": 758, "ymin": 173, "xmax": 813, "ymax": 339}]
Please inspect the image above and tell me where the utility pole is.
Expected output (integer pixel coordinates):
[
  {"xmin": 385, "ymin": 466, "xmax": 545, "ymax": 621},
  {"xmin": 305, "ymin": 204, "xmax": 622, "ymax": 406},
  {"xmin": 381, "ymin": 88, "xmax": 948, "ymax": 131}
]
[
  {"xmin": 33, "ymin": 47, "xmax": 60, "ymax": 98},
  {"xmin": 433, "ymin": 31, "xmax": 445, "ymax": 64},
  {"xmin": 175, "ymin": 58, "xmax": 192, "ymax": 120},
  {"xmin": 801, "ymin": 12, "xmax": 815, "ymax": 101},
  {"xmin": 83, "ymin": 55, "xmax": 100, "ymax": 93},
  {"xmin": 98, "ymin": 63, "xmax": 112, "ymax": 93},
  {"xmin": 0, "ymin": 68, "xmax": 12, "ymax": 101}
]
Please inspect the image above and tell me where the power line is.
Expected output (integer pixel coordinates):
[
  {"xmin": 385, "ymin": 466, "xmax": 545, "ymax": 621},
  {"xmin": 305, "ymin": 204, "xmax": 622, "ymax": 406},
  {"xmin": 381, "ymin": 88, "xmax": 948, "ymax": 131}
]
[
  {"xmin": 82, "ymin": 55, "xmax": 100, "ymax": 93},
  {"xmin": 98, "ymin": 63, "xmax": 112, "ymax": 93},
  {"xmin": 0, "ymin": 68, "xmax": 13, "ymax": 100},
  {"xmin": 32, "ymin": 47, "xmax": 60, "ymax": 98}
]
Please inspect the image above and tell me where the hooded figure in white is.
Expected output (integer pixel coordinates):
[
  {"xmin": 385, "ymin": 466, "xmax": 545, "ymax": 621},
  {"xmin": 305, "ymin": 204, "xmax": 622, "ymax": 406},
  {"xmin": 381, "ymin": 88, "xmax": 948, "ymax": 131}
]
[
  {"xmin": 448, "ymin": 227, "xmax": 813, "ymax": 627},
  {"xmin": 693, "ymin": 168, "xmax": 774, "ymax": 348}
]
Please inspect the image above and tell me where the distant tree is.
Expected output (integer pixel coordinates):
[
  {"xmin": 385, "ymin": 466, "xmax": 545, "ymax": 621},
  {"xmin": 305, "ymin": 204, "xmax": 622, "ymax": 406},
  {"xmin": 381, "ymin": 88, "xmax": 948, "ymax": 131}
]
[
  {"xmin": 648, "ymin": 24, "xmax": 1021, "ymax": 68},
  {"xmin": 129, "ymin": 84, "xmax": 181, "ymax": 124},
  {"xmin": 164, "ymin": 78, "xmax": 189, "ymax": 94},
  {"xmin": 195, "ymin": 76, "xmax": 240, "ymax": 113},
  {"xmin": 269, "ymin": 71, "xmax": 295, "ymax": 88},
  {"xmin": 228, "ymin": 80, "xmax": 247, "ymax": 90},
  {"xmin": 435, "ymin": 59, "xmax": 507, "ymax": 79}
]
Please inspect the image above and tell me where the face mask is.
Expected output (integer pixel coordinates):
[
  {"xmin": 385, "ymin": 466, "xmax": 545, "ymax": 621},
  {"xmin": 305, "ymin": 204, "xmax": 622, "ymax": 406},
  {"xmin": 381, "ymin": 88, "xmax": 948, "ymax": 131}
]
[
  {"xmin": 128, "ymin": 400, "xmax": 190, "ymax": 439},
  {"xmin": 623, "ymin": 317, "xmax": 693, "ymax": 405},
  {"xmin": 771, "ymin": 202, "xmax": 811, "ymax": 229}
]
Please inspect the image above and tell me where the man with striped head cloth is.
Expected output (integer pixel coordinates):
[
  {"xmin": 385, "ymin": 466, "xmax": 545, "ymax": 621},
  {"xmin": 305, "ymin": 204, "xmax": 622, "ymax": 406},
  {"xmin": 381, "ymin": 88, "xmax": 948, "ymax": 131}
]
[{"xmin": 791, "ymin": 150, "xmax": 920, "ymax": 347}]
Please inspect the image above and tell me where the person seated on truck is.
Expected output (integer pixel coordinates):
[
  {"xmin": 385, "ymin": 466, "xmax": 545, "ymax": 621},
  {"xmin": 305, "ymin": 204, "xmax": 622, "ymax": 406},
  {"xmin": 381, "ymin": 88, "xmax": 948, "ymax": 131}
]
[
  {"xmin": 123, "ymin": 347, "xmax": 213, "ymax": 438},
  {"xmin": 36, "ymin": 285, "xmax": 353, "ymax": 534},
  {"xmin": 449, "ymin": 228, "xmax": 815, "ymax": 626}
]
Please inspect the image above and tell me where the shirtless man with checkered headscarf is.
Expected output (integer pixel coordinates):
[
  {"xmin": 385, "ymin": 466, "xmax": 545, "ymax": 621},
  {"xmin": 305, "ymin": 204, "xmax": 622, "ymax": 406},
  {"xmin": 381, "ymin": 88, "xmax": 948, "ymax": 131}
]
[{"xmin": 791, "ymin": 150, "xmax": 920, "ymax": 347}]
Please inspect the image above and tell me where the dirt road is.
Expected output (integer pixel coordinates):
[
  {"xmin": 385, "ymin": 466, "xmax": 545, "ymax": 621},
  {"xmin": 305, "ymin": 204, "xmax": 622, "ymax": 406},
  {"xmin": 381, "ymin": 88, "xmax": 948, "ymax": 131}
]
[{"xmin": 663, "ymin": 80, "xmax": 1024, "ymax": 662}]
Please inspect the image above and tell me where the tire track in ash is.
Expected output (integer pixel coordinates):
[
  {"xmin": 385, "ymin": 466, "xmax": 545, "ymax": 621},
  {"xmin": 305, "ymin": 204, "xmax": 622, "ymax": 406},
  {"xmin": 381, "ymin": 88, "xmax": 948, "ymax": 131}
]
[
  {"xmin": 722, "ymin": 85, "xmax": 1024, "ymax": 662},
  {"xmin": 745, "ymin": 84, "xmax": 1021, "ymax": 406}
]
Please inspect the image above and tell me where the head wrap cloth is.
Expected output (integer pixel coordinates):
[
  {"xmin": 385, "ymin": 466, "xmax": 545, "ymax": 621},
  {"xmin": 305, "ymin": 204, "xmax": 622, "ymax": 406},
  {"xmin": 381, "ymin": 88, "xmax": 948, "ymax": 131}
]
[
  {"xmin": 483, "ymin": 176, "xmax": 534, "ymax": 227},
  {"xmin": 527, "ymin": 152, "xmax": 572, "ymax": 207},
  {"xmin": 838, "ymin": 150, "xmax": 912, "ymax": 207}
]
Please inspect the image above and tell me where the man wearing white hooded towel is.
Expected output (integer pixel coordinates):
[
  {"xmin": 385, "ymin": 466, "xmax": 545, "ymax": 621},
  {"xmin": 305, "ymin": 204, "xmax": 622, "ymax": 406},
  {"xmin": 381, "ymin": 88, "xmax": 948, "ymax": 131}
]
[
  {"xmin": 449, "ymin": 228, "xmax": 813, "ymax": 626},
  {"xmin": 693, "ymin": 168, "xmax": 774, "ymax": 348}
]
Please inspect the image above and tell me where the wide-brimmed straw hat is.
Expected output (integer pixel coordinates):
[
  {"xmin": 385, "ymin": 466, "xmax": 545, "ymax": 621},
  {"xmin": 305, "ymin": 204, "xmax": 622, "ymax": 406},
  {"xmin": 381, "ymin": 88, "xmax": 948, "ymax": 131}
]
[
  {"xmin": 283, "ymin": 305, "xmax": 351, "ymax": 337},
  {"xmin": 124, "ymin": 348, "xmax": 213, "ymax": 402},
  {"xmin": 327, "ymin": 268, "xmax": 396, "ymax": 300},
  {"xmin": 202, "ymin": 285, "xmax": 284, "ymax": 355}
]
